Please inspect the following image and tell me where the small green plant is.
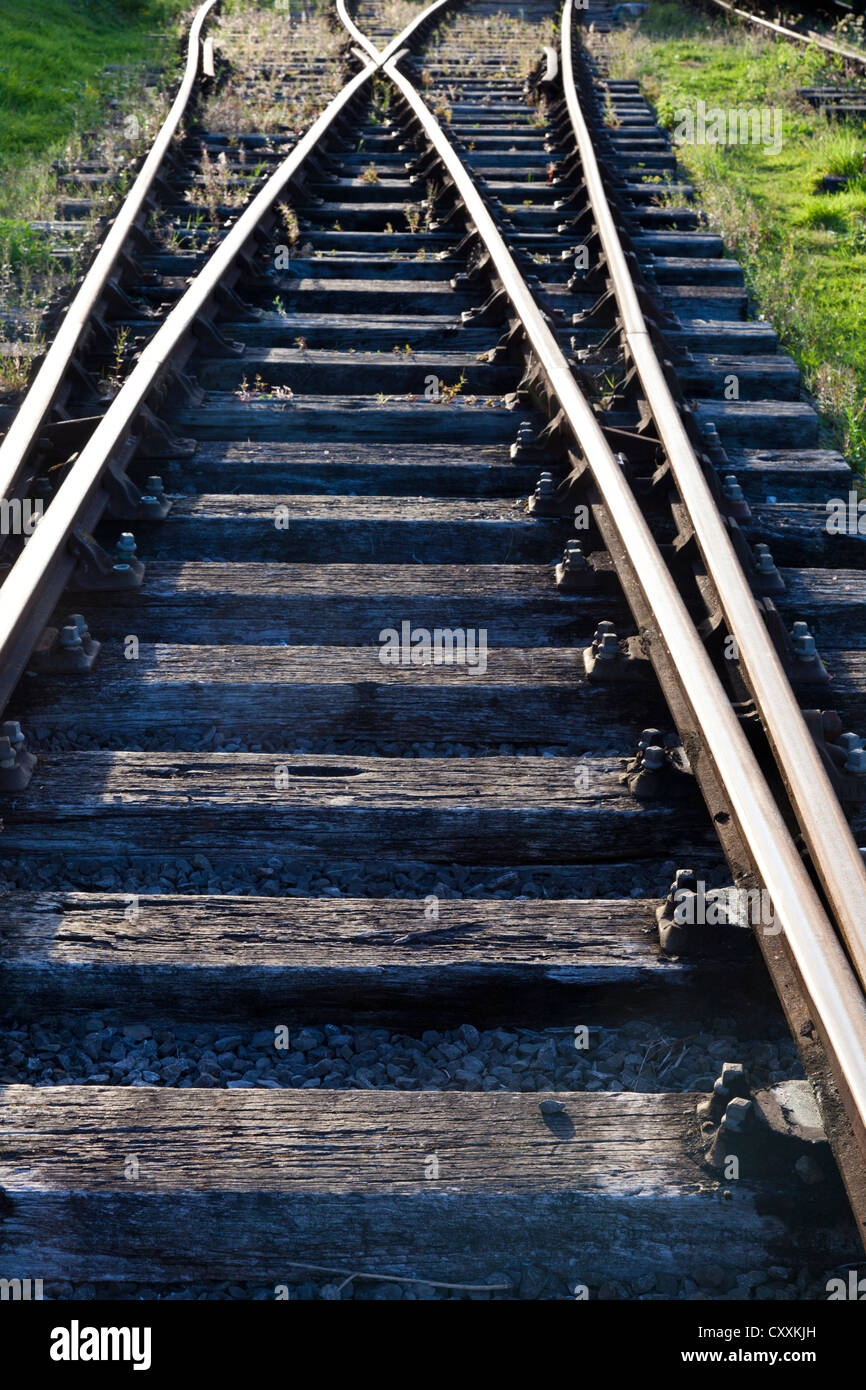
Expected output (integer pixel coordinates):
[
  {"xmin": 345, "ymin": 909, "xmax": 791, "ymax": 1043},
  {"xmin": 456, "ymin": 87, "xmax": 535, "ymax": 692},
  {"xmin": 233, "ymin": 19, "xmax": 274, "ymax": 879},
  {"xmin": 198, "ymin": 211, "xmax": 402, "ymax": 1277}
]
[
  {"xmin": 0, "ymin": 219, "xmax": 54, "ymax": 273},
  {"xmin": 439, "ymin": 372, "xmax": 466, "ymax": 404},
  {"xmin": 278, "ymin": 203, "xmax": 300, "ymax": 245},
  {"xmin": 822, "ymin": 130, "xmax": 866, "ymax": 184},
  {"xmin": 103, "ymin": 325, "xmax": 130, "ymax": 396},
  {"xmin": 235, "ymin": 373, "xmax": 294, "ymax": 402},
  {"xmin": 845, "ymin": 397, "xmax": 866, "ymax": 473},
  {"xmin": 0, "ymin": 351, "xmax": 31, "ymax": 395}
]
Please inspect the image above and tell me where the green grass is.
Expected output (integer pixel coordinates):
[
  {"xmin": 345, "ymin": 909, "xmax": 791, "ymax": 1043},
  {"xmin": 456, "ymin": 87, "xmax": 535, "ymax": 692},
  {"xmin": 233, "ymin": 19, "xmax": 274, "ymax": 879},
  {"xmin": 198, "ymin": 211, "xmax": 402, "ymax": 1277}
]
[
  {"xmin": 0, "ymin": 0, "xmax": 194, "ymax": 386},
  {"xmin": 0, "ymin": 0, "xmax": 191, "ymax": 159},
  {"xmin": 0, "ymin": 0, "xmax": 193, "ymax": 259},
  {"xmin": 602, "ymin": 2, "xmax": 866, "ymax": 469}
]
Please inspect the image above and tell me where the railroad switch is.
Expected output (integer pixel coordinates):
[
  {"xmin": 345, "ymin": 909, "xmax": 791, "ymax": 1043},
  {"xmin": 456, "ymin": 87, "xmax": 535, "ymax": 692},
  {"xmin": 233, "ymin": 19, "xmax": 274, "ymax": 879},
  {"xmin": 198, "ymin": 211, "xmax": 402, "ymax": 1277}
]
[
  {"xmin": 583, "ymin": 621, "xmax": 651, "ymax": 681},
  {"xmin": 621, "ymin": 728, "xmax": 696, "ymax": 799},
  {"xmin": 656, "ymin": 869, "xmax": 755, "ymax": 956},
  {"xmin": 29, "ymin": 615, "xmax": 100, "ymax": 675},
  {"xmin": 0, "ymin": 721, "xmax": 37, "ymax": 792}
]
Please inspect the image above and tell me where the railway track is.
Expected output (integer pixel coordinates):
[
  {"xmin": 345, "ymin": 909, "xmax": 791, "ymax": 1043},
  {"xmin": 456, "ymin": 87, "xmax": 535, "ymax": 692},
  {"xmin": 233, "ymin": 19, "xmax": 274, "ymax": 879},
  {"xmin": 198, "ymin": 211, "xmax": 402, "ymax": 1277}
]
[
  {"xmin": 2, "ymin": 0, "xmax": 866, "ymax": 1303},
  {"xmin": 691, "ymin": 0, "xmax": 866, "ymax": 70}
]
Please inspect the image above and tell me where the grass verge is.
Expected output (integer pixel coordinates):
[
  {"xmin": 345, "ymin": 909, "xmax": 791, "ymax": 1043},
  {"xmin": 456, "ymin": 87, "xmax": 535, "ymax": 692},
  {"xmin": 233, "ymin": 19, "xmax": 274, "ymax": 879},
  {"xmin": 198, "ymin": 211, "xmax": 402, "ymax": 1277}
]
[
  {"xmin": 0, "ymin": 0, "xmax": 193, "ymax": 390},
  {"xmin": 599, "ymin": 1, "xmax": 866, "ymax": 471}
]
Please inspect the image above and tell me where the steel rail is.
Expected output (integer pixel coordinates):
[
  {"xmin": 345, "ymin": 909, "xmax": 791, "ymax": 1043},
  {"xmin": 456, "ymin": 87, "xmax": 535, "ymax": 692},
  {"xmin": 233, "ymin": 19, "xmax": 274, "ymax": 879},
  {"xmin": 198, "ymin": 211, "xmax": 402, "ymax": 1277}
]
[
  {"xmin": 699, "ymin": 0, "xmax": 866, "ymax": 66},
  {"xmin": 338, "ymin": 0, "xmax": 453, "ymax": 61},
  {"xmin": 337, "ymin": 3, "xmax": 866, "ymax": 1146},
  {"xmin": 337, "ymin": 0, "xmax": 394, "ymax": 58},
  {"xmin": 561, "ymin": 0, "xmax": 866, "ymax": 989},
  {"xmin": 0, "ymin": 1, "xmax": 451, "ymax": 700},
  {"xmin": 0, "ymin": 0, "xmax": 221, "ymax": 506}
]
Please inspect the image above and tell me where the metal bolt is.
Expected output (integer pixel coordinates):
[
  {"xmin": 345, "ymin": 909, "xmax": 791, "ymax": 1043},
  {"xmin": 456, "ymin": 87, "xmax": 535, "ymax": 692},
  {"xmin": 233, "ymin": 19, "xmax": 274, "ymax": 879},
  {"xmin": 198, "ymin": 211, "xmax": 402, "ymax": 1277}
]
[
  {"xmin": 597, "ymin": 632, "xmax": 620, "ymax": 660},
  {"xmin": 66, "ymin": 614, "xmax": 90, "ymax": 640},
  {"xmin": 642, "ymin": 745, "xmax": 665, "ymax": 770},
  {"xmin": 795, "ymin": 635, "xmax": 817, "ymax": 661},
  {"xmin": 59, "ymin": 625, "xmax": 82, "ymax": 651},
  {"xmin": 116, "ymin": 532, "xmax": 137, "ymax": 560},
  {"xmin": 791, "ymin": 622, "xmax": 817, "ymax": 661},
  {"xmin": 845, "ymin": 748, "xmax": 866, "ymax": 775},
  {"xmin": 141, "ymin": 474, "xmax": 166, "ymax": 505},
  {"xmin": 838, "ymin": 732, "xmax": 863, "ymax": 754},
  {"xmin": 0, "ymin": 737, "xmax": 14, "ymax": 769},
  {"xmin": 639, "ymin": 727, "xmax": 664, "ymax": 750},
  {"xmin": 562, "ymin": 539, "xmax": 585, "ymax": 569},
  {"xmin": 721, "ymin": 1097, "xmax": 753, "ymax": 1134},
  {"xmin": 534, "ymin": 471, "xmax": 555, "ymax": 497},
  {"xmin": 704, "ymin": 422, "xmax": 720, "ymax": 442},
  {"xmin": 722, "ymin": 474, "xmax": 744, "ymax": 502},
  {"xmin": 720, "ymin": 1062, "xmax": 746, "ymax": 1090},
  {"xmin": 754, "ymin": 544, "xmax": 777, "ymax": 574},
  {"xmin": 1, "ymin": 721, "xmax": 24, "ymax": 751}
]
